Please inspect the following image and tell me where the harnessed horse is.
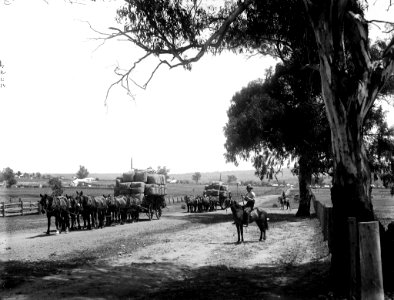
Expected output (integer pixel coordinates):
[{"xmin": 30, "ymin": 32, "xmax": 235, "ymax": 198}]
[
  {"xmin": 75, "ymin": 191, "xmax": 97, "ymax": 230},
  {"xmin": 39, "ymin": 194, "xmax": 70, "ymax": 234}
]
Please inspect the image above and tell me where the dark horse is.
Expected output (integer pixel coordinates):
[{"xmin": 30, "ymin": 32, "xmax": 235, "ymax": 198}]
[
  {"xmin": 230, "ymin": 200, "xmax": 269, "ymax": 243},
  {"xmin": 39, "ymin": 194, "xmax": 70, "ymax": 234},
  {"xmin": 66, "ymin": 194, "xmax": 82, "ymax": 230},
  {"xmin": 76, "ymin": 191, "xmax": 97, "ymax": 230}
]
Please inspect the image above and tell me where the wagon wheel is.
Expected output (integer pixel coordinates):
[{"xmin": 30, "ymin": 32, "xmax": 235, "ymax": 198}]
[{"xmin": 155, "ymin": 207, "xmax": 162, "ymax": 219}]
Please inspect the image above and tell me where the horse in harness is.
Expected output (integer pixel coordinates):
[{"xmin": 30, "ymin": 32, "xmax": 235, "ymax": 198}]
[{"xmin": 39, "ymin": 194, "xmax": 70, "ymax": 234}]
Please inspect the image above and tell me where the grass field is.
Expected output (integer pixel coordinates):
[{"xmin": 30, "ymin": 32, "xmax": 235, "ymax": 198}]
[
  {"xmin": 313, "ymin": 187, "xmax": 394, "ymax": 228},
  {"xmin": 0, "ymin": 184, "xmax": 284, "ymax": 203}
]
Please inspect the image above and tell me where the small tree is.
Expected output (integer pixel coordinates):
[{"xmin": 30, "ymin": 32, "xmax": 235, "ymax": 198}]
[
  {"xmin": 192, "ymin": 172, "xmax": 201, "ymax": 184},
  {"xmin": 76, "ymin": 165, "xmax": 89, "ymax": 179},
  {"xmin": 2, "ymin": 167, "xmax": 17, "ymax": 188},
  {"xmin": 227, "ymin": 175, "xmax": 237, "ymax": 184},
  {"xmin": 48, "ymin": 177, "xmax": 63, "ymax": 196}
]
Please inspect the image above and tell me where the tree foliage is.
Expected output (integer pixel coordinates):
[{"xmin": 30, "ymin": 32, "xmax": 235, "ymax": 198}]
[
  {"xmin": 76, "ymin": 165, "xmax": 89, "ymax": 179},
  {"xmin": 192, "ymin": 172, "xmax": 201, "ymax": 184},
  {"xmin": 2, "ymin": 167, "xmax": 17, "ymax": 188},
  {"xmin": 224, "ymin": 63, "xmax": 330, "ymax": 179},
  {"xmin": 48, "ymin": 177, "xmax": 63, "ymax": 196},
  {"xmin": 103, "ymin": 0, "xmax": 394, "ymax": 294}
]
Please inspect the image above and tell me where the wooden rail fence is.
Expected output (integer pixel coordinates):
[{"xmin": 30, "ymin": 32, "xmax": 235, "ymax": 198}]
[
  {"xmin": 1, "ymin": 198, "xmax": 40, "ymax": 217},
  {"xmin": 312, "ymin": 191, "xmax": 384, "ymax": 299}
]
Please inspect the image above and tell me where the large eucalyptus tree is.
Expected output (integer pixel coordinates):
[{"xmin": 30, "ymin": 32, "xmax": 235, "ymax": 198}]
[{"xmin": 105, "ymin": 0, "xmax": 394, "ymax": 294}]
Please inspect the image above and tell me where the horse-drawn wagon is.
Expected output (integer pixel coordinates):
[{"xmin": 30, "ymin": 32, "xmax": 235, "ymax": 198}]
[
  {"xmin": 204, "ymin": 181, "xmax": 231, "ymax": 210},
  {"xmin": 114, "ymin": 169, "xmax": 167, "ymax": 220}
]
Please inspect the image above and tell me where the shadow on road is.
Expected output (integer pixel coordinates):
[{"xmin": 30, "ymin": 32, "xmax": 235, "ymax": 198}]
[
  {"xmin": 166, "ymin": 209, "xmax": 305, "ymax": 226},
  {"xmin": 1, "ymin": 258, "xmax": 331, "ymax": 299}
]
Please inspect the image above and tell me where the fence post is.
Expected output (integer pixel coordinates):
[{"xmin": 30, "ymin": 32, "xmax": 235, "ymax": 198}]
[
  {"xmin": 327, "ymin": 207, "xmax": 333, "ymax": 251},
  {"xmin": 20, "ymin": 198, "xmax": 24, "ymax": 215},
  {"xmin": 1, "ymin": 202, "xmax": 4, "ymax": 217},
  {"xmin": 348, "ymin": 217, "xmax": 359, "ymax": 300},
  {"xmin": 358, "ymin": 221, "xmax": 384, "ymax": 300}
]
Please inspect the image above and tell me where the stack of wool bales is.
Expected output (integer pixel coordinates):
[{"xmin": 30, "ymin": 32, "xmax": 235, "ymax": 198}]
[
  {"xmin": 204, "ymin": 181, "xmax": 229, "ymax": 198},
  {"xmin": 145, "ymin": 173, "xmax": 167, "ymax": 196},
  {"xmin": 114, "ymin": 170, "xmax": 167, "ymax": 204}
]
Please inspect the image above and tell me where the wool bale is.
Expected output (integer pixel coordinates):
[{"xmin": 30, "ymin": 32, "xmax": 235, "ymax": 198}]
[
  {"xmin": 160, "ymin": 186, "xmax": 167, "ymax": 195},
  {"xmin": 122, "ymin": 171, "xmax": 135, "ymax": 182},
  {"xmin": 115, "ymin": 178, "xmax": 123, "ymax": 187},
  {"xmin": 131, "ymin": 187, "xmax": 145, "ymax": 194},
  {"xmin": 119, "ymin": 182, "xmax": 133, "ymax": 189},
  {"xmin": 134, "ymin": 170, "xmax": 148, "ymax": 183},
  {"xmin": 220, "ymin": 185, "xmax": 228, "ymax": 191},
  {"xmin": 219, "ymin": 191, "xmax": 228, "ymax": 197},
  {"xmin": 147, "ymin": 174, "xmax": 165, "ymax": 185},
  {"xmin": 130, "ymin": 182, "xmax": 145, "ymax": 189},
  {"xmin": 130, "ymin": 193, "xmax": 144, "ymax": 205},
  {"xmin": 211, "ymin": 190, "xmax": 220, "ymax": 196},
  {"xmin": 211, "ymin": 184, "xmax": 221, "ymax": 190},
  {"xmin": 145, "ymin": 184, "xmax": 160, "ymax": 195}
]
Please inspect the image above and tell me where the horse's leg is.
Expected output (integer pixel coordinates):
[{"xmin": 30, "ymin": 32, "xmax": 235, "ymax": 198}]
[
  {"xmin": 236, "ymin": 224, "xmax": 241, "ymax": 243},
  {"xmin": 46, "ymin": 215, "xmax": 51, "ymax": 235},
  {"xmin": 76, "ymin": 213, "xmax": 81, "ymax": 230},
  {"xmin": 240, "ymin": 224, "xmax": 244, "ymax": 242},
  {"xmin": 65, "ymin": 211, "xmax": 70, "ymax": 233}
]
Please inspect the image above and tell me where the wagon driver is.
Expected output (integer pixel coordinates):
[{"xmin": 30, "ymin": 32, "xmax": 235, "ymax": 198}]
[{"xmin": 243, "ymin": 184, "xmax": 256, "ymax": 226}]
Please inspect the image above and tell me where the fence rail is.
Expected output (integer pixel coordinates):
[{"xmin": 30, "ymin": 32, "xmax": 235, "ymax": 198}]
[
  {"xmin": 311, "ymin": 193, "xmax": 333, "ymax": 252},
  {"xmin": 1, "ymin": 198, "xmax": 40, "ymax": 217}
]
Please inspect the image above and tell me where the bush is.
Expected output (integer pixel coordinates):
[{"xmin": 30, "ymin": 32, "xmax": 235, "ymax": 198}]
[{"xmin": 48, "ymin": 177, "xmax": 63, "ymax": 196}]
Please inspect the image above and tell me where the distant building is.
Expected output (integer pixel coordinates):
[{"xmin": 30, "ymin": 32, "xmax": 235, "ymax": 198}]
[{"xmin": 71, "ymin": 177, "xmax": 97, "ymax": 187}]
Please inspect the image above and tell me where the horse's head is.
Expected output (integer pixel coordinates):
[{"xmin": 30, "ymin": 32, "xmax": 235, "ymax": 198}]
[
  {"xmin": 39, "ymin": 194, "xmax": 54, "ymax": 214},
  {"xmin": 39, "ymin": 194, "xmax": 47, "ymax": 214}
]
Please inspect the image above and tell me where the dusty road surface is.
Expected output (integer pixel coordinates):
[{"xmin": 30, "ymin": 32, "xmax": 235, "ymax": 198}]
[{"xmin": 1, "ymin": 195, "xmax": 331, "ymax": 299}]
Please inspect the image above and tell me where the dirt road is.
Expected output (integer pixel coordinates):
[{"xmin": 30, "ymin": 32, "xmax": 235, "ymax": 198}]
[{"xmin": 1, "ymin": 195, "xmax": 331, "ymax": 299}]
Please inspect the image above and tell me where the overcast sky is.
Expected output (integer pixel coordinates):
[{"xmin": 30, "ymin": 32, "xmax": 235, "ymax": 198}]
[{"xmin": 0, "ymin": 0, "xmax": 393, "ymax": 175}]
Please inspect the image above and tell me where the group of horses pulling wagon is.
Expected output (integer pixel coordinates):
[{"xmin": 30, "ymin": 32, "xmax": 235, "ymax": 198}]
[
  {"xmin": 39, "ymin": 169, "xmax": 167, "ymax": 235},
  {"xmin": 185, "ymin": 181, "xmax": 232, "ymax": 213}
]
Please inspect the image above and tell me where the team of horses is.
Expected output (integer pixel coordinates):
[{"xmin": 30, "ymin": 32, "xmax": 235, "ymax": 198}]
[
  {"xmin": 39, "ymin": 190, "xmax": 271, "ymax": 244},
  {"xmin": 184, "ymin": 194, "xmax": 232, "ymax": 213},
  {"xmin": 39, "ymin": 192, "xmax": 140, "ymax": 235}
]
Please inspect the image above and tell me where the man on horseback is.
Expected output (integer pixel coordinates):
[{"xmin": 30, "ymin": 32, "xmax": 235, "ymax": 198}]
[{"xmin": 242, "ymin": 184, "xmax": 255, "ymax": 226}]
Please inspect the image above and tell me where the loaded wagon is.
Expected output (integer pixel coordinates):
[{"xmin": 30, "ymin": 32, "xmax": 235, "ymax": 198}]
[
  {"xmin": 114, "ymin": 169, "xmax": 167, "ymax": 220},
  {"xmin": 204, "ymin": 181, "xmax": 231, "ymax": 210}
]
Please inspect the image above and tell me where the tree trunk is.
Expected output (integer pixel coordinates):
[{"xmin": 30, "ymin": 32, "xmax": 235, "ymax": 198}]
[
  {"xmin": 301, "ymin": 0, "xmax": 393, "ymax": 295},
  {"xmin": 296, "ymin": 155, "xmax": 312, "ymax": 217}
]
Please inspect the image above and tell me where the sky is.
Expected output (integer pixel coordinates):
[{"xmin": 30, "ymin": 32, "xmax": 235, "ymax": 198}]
[{"xmin": 0, "ymin": 0, "xmax": 393, "ymax": 175}]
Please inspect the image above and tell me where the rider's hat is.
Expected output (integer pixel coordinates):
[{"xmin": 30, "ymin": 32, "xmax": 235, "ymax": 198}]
[{"xmin": 246, "ymin": 184, "xmax": 253, "ymax": 190}]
